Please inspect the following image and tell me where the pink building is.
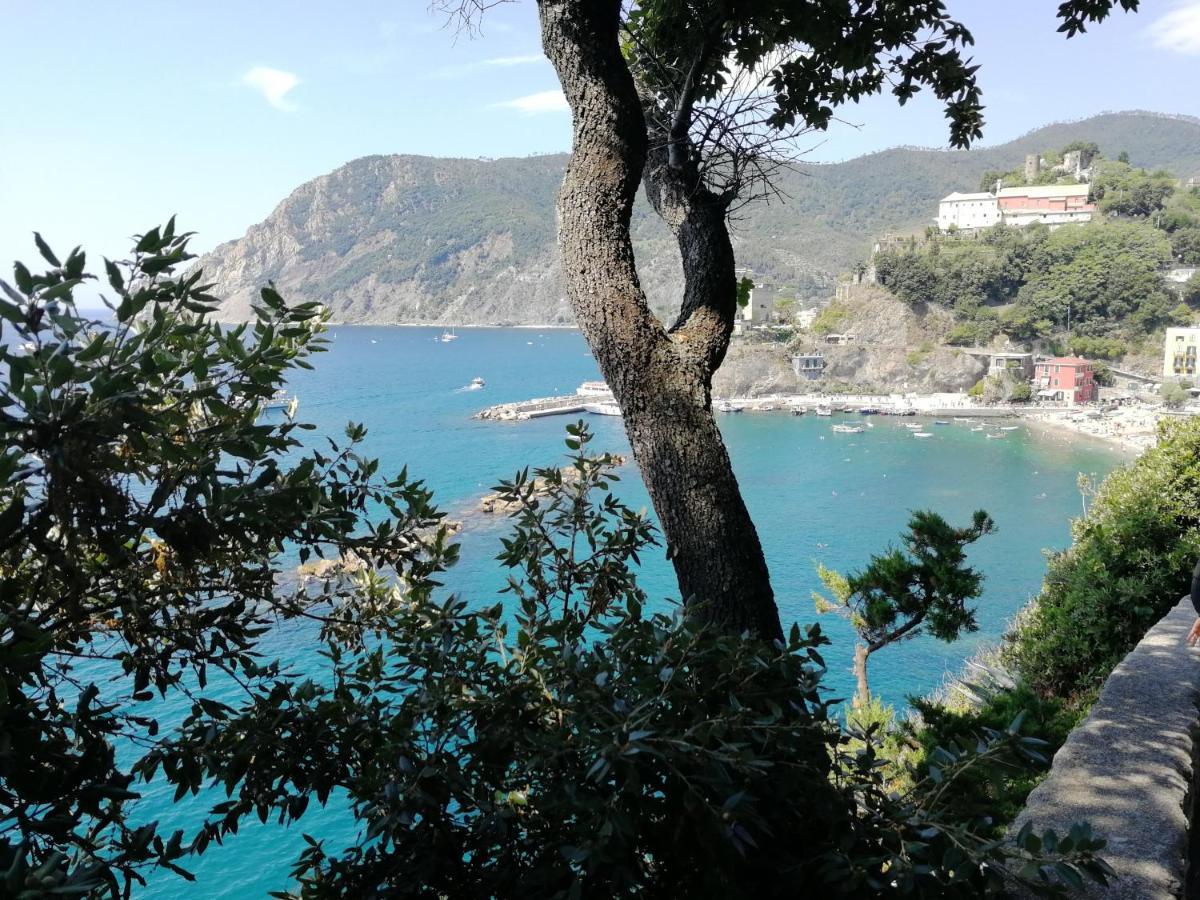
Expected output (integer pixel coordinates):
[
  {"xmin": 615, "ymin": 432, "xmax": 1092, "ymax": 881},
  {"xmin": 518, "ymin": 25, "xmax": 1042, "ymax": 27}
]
[
  {"xmin": 997, "ymin": 185, "xmax": 1095, "ymax": 227},
  {"xmin": 1034, "ymin": 357, "xmax": 1097, "ymax": 405}
]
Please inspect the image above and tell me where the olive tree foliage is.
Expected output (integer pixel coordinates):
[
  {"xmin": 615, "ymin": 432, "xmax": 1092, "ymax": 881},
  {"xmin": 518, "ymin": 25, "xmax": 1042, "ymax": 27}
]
[
  {"xmin": 0, "ymin": 225, "xmax": 459, "ymax": 896},
  {"xmin": 814, "ymin": 510, "xmax": 996, "ymax": 706}
]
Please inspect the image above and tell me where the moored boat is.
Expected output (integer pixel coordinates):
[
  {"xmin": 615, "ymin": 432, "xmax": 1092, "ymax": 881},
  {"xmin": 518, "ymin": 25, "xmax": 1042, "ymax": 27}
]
[
  {"xmin": 831, "ymin": 423, "xmax": 864, "ymax": 434},
  {"xmin": 583, "ymin": 401, "xmax": 622, "ymax": 417}
]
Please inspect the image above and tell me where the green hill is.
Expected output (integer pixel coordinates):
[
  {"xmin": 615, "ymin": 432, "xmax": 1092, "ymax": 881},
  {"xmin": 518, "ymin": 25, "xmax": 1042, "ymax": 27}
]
[{"xmin": 196, "ymin": 111, "xmax": 1200, "ymax": 324}]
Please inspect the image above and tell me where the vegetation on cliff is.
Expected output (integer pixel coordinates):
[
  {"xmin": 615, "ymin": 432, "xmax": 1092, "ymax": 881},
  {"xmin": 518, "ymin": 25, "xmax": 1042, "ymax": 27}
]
[{"xmin": 874, "ymin": 155, "xmax": 1200, "ymax": 358}]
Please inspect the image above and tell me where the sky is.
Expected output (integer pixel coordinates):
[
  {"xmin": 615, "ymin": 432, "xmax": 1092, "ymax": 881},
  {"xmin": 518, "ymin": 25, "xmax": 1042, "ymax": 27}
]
[{"xmin": 2, "ymin": 0, "xmax": 1199, "ymax": 268}]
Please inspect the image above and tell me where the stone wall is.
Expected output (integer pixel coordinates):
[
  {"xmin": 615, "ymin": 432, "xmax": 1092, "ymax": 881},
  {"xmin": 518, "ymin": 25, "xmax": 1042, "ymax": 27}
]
[{"xmin": 1009, "ymin": 597, "xmax": 1200, "ymax": 898}]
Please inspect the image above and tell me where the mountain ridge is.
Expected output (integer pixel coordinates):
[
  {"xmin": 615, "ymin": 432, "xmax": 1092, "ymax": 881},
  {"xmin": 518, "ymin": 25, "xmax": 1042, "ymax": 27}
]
[{"xmin": 196, "ymin": 111, "xmax": 1200, "ymax": 325}]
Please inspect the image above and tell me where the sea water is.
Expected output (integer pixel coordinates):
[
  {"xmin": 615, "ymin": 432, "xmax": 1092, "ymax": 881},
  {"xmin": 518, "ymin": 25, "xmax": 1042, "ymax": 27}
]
[{"xmin": 137, "ymin": 325, "xmax": 1121, "ymax": 896}]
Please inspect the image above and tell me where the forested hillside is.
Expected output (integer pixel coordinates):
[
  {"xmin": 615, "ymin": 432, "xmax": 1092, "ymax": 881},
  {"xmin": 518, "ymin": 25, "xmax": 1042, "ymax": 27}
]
[
  {"xmin": 196, "ymin": 111, "xmax": 1200, "ymax": 325},
  {"xmin": 873, "ymin": 154, "xmax": 1200, "ymax": 363}
]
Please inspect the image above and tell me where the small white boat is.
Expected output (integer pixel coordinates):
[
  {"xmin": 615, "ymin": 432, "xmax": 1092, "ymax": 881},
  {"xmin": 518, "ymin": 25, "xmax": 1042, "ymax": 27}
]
[
  {"xmin": 913, "ymin": 432, "xmax": 933, "ymax": 438},
  {"xmin": 791, "ymin": 408, "xmax": 806, "ymax": 417},
  {"xmin": 262, "ymin": 390, "xmax": 299, "ymax": 417},
  {"xmin": 933, "ymin": 420, "xmax": 950, "ymax": 426},
  {"xmin": 440, "ymin": 328, "xmax": 458, "ymax": 342},
  {"xmin": 987, "ymin": 432, "xmax": 1006, "ymax": 440},
  {"xmin": 584, "ymin": 401, "xmax": 622, "ymax": 417},
  {"xmin": 815, "ymin": 406, "xmax": 833, "ymax": 417},
  {"xmin": 953, "ymin": 417, "xmax": 972, "ymax": 422},
  {"xmin": 1000, "ymin": 425, "xmax": 1020, "ymax": 431},
  {"xmin": 467, "ymin": 377, "xmax": 485, "ymax": 390},
  {"xmin": 716, "ymin": 401, "xmax": 742, "ymax": 414},
  {"xmin": 831, "ymin": 423, "xmax": 864, "ymax": 434},
  {"xmin": 263, "ymin": 389, "xmax": 294, "ymax": 410},
  {"xmin": 971, "ymin": 425, "xmax": 985, "ymax": 432},
  {"xmin": 903, "ymin": 422, "xmax": 923, "ymax": 430}
]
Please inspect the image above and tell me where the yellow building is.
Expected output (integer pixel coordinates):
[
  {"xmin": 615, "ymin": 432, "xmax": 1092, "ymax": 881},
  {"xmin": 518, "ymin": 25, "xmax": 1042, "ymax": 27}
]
[{"xmin": 1163, "ymin": 327, "xmax": 1200, "ymax": 379}]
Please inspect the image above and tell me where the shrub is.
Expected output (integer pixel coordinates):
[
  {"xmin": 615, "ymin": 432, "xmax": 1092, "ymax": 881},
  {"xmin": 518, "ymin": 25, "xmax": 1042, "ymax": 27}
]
[
  {"xmin": 1010, "ymin": 418, "xmax": 1200, "ymax": 698},
  {"xmin": 0, "ymin": 225, "xmax": 458, "ymax": 894},
  {"xmin": 1067, "ymin": 335, "xmax": 1127, "ymax": 361},
  {"xmin": 810, "ymin": 302, "xmax": 849, "ymax": 336},
  {"xmin": 906, "ymin": 680, "xmax": 1079, "ymax": 835}
]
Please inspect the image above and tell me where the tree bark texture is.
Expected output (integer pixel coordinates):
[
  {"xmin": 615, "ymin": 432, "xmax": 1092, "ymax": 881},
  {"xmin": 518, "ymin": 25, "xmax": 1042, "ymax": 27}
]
[
  {"xmin": 537, "ymin": 0, "xmax": 782, "ymax": 642},
  {"xmin": 853, "ymin": 644, "xmax": 871, "ymax": 707}
]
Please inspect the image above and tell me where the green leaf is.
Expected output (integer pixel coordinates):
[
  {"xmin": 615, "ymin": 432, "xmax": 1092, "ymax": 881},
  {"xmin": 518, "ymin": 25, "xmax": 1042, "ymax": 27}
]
[{"xmin": 33, "ymin": 232, "xmax": 60, "ymax": 267}]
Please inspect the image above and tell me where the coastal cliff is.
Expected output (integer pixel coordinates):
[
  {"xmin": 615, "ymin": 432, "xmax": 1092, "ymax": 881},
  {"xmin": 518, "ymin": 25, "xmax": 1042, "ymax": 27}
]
[{"xmin": 194, "ymin": 112, "xmax": 1200, "ymax": 326}]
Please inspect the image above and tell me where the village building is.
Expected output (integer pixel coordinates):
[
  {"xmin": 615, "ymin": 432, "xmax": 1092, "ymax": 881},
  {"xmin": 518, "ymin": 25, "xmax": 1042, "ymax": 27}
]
[
  {"xmin": 823, "ymin": 332, "xmax": 856, "ymax": 346},
  {"xmin": 790, "ymin": 352, "xmax": 826, "ymax": 380},
  {"xmin": 1034, "ymin": 357, "xmax": 1098, "ymax": 405},
  {"xmin": 935, "ymin": 184, "xmax": 1095, "ymax": 233},
  {"xmin": 734, "ymin": 287, "xmax": 774, "ymax": 335},
  {"xmin": 1163, "ymin": 327, "xmax": 1200, "ymax": 379},
  {"xmin": 996, "ymin": 184, "xmax": 1095, "ymax": 227},
  {"xmin": 936, "ymin": 192, "xmax": 1001, "ymax": 231},
  {"xmin": 962, "ymin": 349, "xmax": 1035, "ymax": 379}
]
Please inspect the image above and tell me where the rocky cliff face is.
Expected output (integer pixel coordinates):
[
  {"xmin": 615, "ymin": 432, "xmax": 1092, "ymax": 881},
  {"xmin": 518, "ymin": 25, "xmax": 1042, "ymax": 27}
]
[
  {"xmin": 195, "ymin": 154, "xmax": 684, "ymax": 325},
  {"xmin": 713, "ymin": 286, "xmax": 987, "ymax": 396},
  {"xmin": 194, "ymin": 112, "xmax": 1200, "ymax": 325}
]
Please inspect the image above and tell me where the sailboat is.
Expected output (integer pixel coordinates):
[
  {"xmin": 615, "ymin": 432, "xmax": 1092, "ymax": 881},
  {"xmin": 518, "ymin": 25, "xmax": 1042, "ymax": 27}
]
[{"xmin": 440, "ymin": 326, "xmax": 458, "ymax": 342}]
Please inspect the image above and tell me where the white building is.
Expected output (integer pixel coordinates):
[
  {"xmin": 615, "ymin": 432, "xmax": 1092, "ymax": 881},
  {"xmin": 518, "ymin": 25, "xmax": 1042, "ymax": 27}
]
[
  {"xmin": 797, "ymin": 308, "xmax": 819, "ymax": 329},
  {"xmin": 936, "ymin": 192, "xmax": 1001, "ymax": 231},
  {"xmin": 739, "ymin": 287, "xmax": 773, "ymax": 326},
  {"xmin": 1164, "ymin": 327, "xmax": 1200, "ymax": 380}
]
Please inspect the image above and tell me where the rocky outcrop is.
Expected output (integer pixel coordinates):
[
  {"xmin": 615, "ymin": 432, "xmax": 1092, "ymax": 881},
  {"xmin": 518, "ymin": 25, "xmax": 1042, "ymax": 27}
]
[{"xmin": 714, "ymin": 286, "xmax": 987, "ymax": 397}]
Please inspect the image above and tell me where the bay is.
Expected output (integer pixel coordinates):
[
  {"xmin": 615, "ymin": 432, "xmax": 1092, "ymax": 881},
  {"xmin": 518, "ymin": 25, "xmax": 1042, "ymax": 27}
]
[{"xmin": 140, "ymin": 324, "xmax": 1122, "ymax": 897}]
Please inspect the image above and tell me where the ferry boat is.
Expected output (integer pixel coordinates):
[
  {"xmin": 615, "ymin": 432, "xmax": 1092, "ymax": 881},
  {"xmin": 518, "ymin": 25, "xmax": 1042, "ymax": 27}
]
[{"xmin": 831, "ymin": 423, "xmax": 864, "ymax": 434}]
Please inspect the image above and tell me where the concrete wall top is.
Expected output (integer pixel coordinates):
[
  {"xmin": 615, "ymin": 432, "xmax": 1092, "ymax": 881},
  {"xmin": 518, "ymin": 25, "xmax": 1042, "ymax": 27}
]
[{"xmin": 1009, "ymin": 597, "xmax": 1200, "ymax": 898}]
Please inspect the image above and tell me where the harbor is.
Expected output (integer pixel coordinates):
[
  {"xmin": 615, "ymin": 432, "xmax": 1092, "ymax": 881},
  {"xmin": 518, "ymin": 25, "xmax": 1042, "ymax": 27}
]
[{"xmin": 476, "ymin": 386, "xmax": 1023, "ymax": 422}]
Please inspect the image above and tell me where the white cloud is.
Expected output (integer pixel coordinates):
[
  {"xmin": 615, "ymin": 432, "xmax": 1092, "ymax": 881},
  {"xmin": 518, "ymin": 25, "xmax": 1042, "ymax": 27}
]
[
  {"xmin": 1146, "ymin": 2, "xmax": 1200, "ymax": 54},
  {"xmin": 492, "ymin": 89, "xmax": 569, "ymax": 115},
  {"xmin": 482, "ymin": 54, "xmax": 545, "ymax": 67},
  {"xmin": 434, "ymin": 54, "xmax": 546, "ymax": 78},
  {"xmin": 242, "ymin": 66, "xmax": 301, "ymax": 111}
]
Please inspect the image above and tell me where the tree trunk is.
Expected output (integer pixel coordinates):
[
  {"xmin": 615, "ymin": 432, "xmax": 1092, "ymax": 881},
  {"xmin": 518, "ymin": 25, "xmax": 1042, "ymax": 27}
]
[
  {"xmin": 853, "ymin": 644, "xmax": 871, "ymax": 707},
  {"xmin": 537, "ymin": 0, "xmax": 782, "ymax": 642}
]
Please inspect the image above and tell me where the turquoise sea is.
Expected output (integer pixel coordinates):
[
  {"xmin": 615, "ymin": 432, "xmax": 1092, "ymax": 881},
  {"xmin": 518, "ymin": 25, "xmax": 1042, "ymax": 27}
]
[{"xmin": 138, "ymin": 325, "xmax": 1123, "ymax": 897}]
